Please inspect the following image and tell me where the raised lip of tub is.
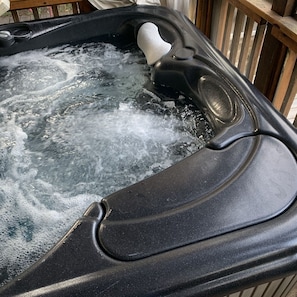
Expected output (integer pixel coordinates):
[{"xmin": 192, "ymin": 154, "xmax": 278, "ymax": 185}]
[{"xmin": 0, "ymin": 5, "xmax": 297, "ymax": 297}]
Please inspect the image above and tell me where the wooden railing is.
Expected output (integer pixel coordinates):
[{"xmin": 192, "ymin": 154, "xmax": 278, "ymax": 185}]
[
  {"xmin": 3, "ymin": 0, "xmax": 93, "ymax": 22},
  {"xmin": 196, "ymin": 0, "xmax": 297, "ymax": 125},
  {"xmin": 0, "ymin": 0, "xmax": 296, "ymax": 125}
]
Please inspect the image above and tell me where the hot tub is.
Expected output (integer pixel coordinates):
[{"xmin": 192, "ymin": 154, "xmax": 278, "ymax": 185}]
[{"xmin": 0, "ymin": 5, "xmax": 297, "ymax": 297}]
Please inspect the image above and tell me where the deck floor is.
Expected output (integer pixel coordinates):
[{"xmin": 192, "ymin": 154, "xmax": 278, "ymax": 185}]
[{"xmin": 288, "ymin": 286, "xmax": 297, "ymax": 297}]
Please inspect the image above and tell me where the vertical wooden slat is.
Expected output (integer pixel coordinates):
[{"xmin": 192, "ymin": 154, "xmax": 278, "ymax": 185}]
[
  {"xmin": 272, "ymin": 0, "xmax": 296, "ymax": 17},
  {"xmin": 238, "ymin": 17, "xmax": 254, "ymax": 74},
  {"xmin": 281, "ymin": 61, "xmax": 297, "ymax": 116},
  {"xmin": 222, "ymin": 4, "xmax": 236, "ymax": 56},
  {"xmin": 78, "ymin": 0, "xmax": 96, "ymax": 13},
  {"xmin": 246, "ymin": 22, "xmax": 266, "ymax": 81},
  {"xmin": 188, "ymin": 0, "xmax": 197, "ymax": 24},
  {"xmin": 196, "ymin": 0, "xmax": 206, "ymax": 33},
  {"xmin": 254, "ymin": 24, "xmax": 287, "ymax": 101},
  {"xmin": 11, "ymin": 10, "xmax": 19, "ymax": 22},
  {"xmin": 273, "ymin": 48, "xmax": 297, "ymax": 110},
  {"xmin": 229, "ymin": 9, "xmax": 246, "ymax": 65},
  {"xmin": 270, "ymin": 24, "xmax": 297, "ymax": 113},
  {"xmin": 267, "ymin": 42, "xmax": 288, "ymax": 101},
  {"xmin": 32, "ymin": 7, "xmax": 39, "ymax": 19},
  {"xmin": 205, "ymin": 0, "xmax": 213, "ymax": 38},
  {"xmin": 215, "ymin": 0, "xmax": 229, "ymax": 50},
  {"xmin": 72, "ymin": 2, "xmax": 79, "ymax": 14},
  {"xmin": 196, "ymin": 0, "xmax": 213, "ymax": 38},
  {"xmin": 52, "ymin": 4, "xmax": 59, "ymax": 17}
]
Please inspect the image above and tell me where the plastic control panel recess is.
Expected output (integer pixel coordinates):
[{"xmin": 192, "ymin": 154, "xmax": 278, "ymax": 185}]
[{"xmin": 0, "ymin": 5, "xmax": 297, "ymax": 297}]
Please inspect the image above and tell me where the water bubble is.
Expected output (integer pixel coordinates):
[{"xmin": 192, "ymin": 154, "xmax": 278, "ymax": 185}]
[{"xmin": 0, "ymin": 42, "xmax": 214, "ymax": 286}]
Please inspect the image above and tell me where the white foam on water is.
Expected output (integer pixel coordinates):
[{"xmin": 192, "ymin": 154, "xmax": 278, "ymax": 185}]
[{"xmin": 0, "ymin": 42, "xmax": 213, "ymax": 285}]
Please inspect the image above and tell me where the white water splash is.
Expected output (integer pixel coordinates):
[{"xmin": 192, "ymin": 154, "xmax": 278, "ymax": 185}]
[{"xmin": 0, "ymin": 42, "xmax": 213, "ymax": 285}]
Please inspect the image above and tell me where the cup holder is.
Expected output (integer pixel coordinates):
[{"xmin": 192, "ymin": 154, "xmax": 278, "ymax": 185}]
[
  {"xmin": 0, "ymin": 24, "xmax": 32, "ymax": 47},
  {"xmin": 11, "ymin": 25, "xmax": 33, "ymax": 41}
]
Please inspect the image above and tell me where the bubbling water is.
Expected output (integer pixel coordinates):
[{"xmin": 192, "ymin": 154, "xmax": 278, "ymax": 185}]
[{"xmin": 0, "ymin": 42, "xmax": 214, "ymax": 285}]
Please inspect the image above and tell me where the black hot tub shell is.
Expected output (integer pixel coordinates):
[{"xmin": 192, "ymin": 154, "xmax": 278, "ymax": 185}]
[{"xmin": 0, "ymin": 5, "xmax": 297, "ymax": 297}]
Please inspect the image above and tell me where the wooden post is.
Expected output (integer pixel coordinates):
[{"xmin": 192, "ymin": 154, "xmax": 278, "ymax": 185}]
[
  {"xmin": 78, "ymin": 0, "xmax": 96, "ymax": 13},
  {"xmin": 271, "ymin": 0, "xmax": 296, "ymax": 17},
  {"xmin": 246, "ymin": 22, "xmax": 266, "ymax": 82},
  {"xmin": 271, "ymin": 25, "xmax": 297, "ymax": 113},
  {"xmin": 254, "ymin": 24, "xmax": 287, "ymax": 102},
  {"xmin": 215, "ymin": 0, "xmax": 229, "ymax": 50},
  {"xmin": 195, "ymin": 0, "xmax": 213, "ymax": 38},
  {"xmin": 273, "ymin": 49, "xmax": 297, "ymax": 110}
]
